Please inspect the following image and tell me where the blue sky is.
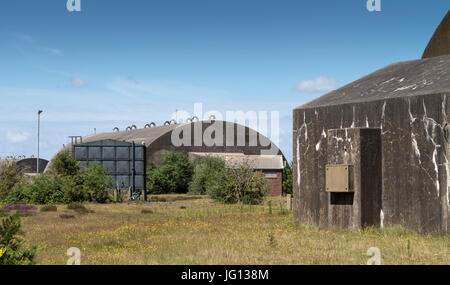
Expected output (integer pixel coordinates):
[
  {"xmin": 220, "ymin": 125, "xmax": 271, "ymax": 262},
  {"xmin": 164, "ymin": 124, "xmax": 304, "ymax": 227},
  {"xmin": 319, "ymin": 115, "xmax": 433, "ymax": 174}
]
[{"xmin": 0, "ymin": 0, "xmax": 448, "ymax": 161}]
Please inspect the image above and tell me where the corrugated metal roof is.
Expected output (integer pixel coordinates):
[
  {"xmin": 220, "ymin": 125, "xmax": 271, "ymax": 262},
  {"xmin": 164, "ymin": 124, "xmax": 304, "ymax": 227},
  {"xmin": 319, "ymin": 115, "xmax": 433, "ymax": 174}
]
[
  {"xmin": 188, "ymin": 152, "xmax": 284, "ymax": 170},
  {"xmin": 44, "ymin": 124, "xmax": 181, "ymax": 172},
  {"xmin": 296, "ymin": 54, "xmax": 450, "ymax": 109},
  {"xmin": 81, "ymin": 123, "xmax": 181, "ymax": 146}
]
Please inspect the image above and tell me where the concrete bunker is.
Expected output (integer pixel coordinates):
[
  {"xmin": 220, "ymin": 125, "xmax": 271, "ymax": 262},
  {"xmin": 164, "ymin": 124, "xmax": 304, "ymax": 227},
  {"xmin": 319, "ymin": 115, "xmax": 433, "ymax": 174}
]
[{"xmin": 293, "ymin": 11, "xmax": 450, "ymax": 233}]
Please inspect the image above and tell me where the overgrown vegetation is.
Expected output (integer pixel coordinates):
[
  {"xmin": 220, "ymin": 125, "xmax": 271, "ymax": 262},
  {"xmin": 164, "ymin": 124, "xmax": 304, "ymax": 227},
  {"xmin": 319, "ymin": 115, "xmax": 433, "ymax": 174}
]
[
  {"xmin": 146, "ymin": 151, "xmax": 194, "ymax": 194},
  {"xmin": 189, "ymin": 156, "xmax": 268, "ymax": 204},
  {"xmin": 16, "ymin": 200, "xmax": 449, "ymax": 265},
  {"xmin": 0, "ymin": 215, "xmax": 39, "ymax": 265},
  {"xmin": 0, "ymin": 159, "xmax": 24, "ymax": 201},
  {"xmin": 2, "ymin": 151, "xmax": 113, "ymax": 204},
  {"xmin": 188, "ymin": 156, "xmax": 226, "ymax": 195}
]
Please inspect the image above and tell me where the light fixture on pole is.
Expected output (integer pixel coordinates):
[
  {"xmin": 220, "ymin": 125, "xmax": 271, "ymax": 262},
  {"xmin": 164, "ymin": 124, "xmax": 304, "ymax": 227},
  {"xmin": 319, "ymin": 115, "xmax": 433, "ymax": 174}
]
[{"xmin": 37, "ymin": 110, "xmax": 43, "ymax": 175}]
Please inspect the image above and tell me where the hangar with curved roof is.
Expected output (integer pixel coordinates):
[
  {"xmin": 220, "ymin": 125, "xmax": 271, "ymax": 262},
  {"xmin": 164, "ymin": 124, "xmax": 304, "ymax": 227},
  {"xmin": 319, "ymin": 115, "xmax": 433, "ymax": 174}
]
[{"xmin": 47, "ymin": 120, "xmax": 286, "ymax": 196}]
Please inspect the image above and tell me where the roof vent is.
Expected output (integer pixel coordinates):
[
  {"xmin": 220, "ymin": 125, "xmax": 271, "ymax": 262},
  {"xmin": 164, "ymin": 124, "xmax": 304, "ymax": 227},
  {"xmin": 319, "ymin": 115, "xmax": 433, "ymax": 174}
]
[
  {"xmin": 144, "ymin": 122, "xmax": 156, "ymax": 128},
  {"xmin": 186, "ymin": 116, "xmax": 199, "ymax": 123}
]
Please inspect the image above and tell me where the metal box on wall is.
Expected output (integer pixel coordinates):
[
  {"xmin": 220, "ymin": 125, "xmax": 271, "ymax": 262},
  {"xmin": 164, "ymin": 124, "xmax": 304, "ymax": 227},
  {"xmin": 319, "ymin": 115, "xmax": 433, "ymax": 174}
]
[{"xmin": 325, "ymin": 164, "xmax": 353, "ymax": 192}]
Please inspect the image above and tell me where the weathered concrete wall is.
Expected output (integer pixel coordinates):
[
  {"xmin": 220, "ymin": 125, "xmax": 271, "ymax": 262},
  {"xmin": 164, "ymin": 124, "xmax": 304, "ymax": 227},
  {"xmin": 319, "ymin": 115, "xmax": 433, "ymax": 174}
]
[
  {"xmin": 326, "ymin": 128, "xmax": 382, "ymax": 229},
  {"xmin": 293, "ymin": 93, "xmax": 450, "ymax": 233}
]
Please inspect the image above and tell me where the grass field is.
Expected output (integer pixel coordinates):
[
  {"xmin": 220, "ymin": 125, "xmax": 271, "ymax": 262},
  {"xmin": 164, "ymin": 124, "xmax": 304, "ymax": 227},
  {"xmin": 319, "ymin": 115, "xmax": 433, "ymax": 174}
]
[{"xmin": 2, "ymin": 195, "xmax": 449, "ymax": 265}]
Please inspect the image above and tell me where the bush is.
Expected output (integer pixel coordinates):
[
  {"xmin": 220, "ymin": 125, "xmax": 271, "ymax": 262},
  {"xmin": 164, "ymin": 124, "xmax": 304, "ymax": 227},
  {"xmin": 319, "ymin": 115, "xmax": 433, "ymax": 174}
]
[
  {"xmin": 189, "ymin": 157, "xmax": 269, "ymax": 205},
  {"xmin": 60, "ymin": 175, "xmax": 88, "ymax": 203},
  {"xmin": 67, "ymin": 202, "xmax": 93, "ymax": 215},
  {"xmin": 188, "ymin": 156, "xmax": 226, "ymax": 195},
  {"xmin": 208, "ymin": 161, "xmax": 269, "ymax": 205},
  {"xmin": 4, "ymin": 160, "xmax": 113, "ymax": 205},
  {"xmin": 0, "ymin": 159, "xmax": 24, "ymax": 201},
  {"xmin": 49, "ymin": 151, "xmax": 80, "ymax": 176},
  {"xmin": 282, "ymin": 161, "xmax": 293, "ymax": 195},
  {"xmin": 40, "ymin": 205, "xmax": 57, "ymax": 212},
  {"xmin": 0, "ymin": 215, "xmax": 39, "ymax": 265},
  {"xmin": 82, "ymin": 163, "xmax": 113, "ymax": 203},
  {"xmin": 4, "ymin": 174, "xmax": 66, "ymax": 204},
  {"xmin": 146, "ymin": 152, "xmax": 194, "ymax": 194}
]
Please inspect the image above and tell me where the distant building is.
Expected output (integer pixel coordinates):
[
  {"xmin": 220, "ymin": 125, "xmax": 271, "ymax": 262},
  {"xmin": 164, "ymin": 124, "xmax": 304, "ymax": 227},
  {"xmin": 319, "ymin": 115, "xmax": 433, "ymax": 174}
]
[
  {"xmin": 48, "ymin": 120, "xmax": 286, "ymax": 196},
  {"xmin": 0, "ymin": 157, "xmax": 48, "ymax": 176},
  {"xmin": 293, "ymin": 11, "xmax": 450, "ymax": 233}
]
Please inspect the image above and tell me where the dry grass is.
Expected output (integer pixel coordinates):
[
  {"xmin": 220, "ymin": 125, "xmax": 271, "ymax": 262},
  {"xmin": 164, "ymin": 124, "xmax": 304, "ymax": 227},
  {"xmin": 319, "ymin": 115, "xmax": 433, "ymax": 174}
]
[{"xmin": 2, "ymin": 196, "xmax": 448, "ymax": 265}]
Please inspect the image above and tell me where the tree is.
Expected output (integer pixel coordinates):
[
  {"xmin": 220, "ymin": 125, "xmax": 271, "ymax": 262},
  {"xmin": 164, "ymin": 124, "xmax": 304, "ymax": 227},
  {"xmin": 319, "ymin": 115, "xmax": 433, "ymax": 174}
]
[
  {"xmin": 49, "ymin": 151, "xmax": 80, "ymax": 177},
  {"xmin": 146, "ymin": 151, "xmax": 194, "ymax": 194},
  {"xmin": 82, "ymin": 163, "xmax": 113, "ymax": 203},
  {"xmin": 188, "ymin": 156, "xmax": 226, "ymax": 194},
  {"xmin": 191, "ymin": 157, "xmax": 269, "ymax": 205}
]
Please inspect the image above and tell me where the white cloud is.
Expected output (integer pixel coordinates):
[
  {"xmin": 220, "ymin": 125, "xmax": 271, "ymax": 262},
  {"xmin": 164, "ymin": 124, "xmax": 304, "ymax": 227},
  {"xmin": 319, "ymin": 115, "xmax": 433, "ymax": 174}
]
[
  {"xmin": 71, "ymin": 77, "xmax": 87, "ymax": 88},
  {"xmin": 42, "ymin": 47, "xmax": 62, "ymax": 55},
  {"xmin": 14, "ymin": 33, "xmax": 33, "ymax": 43},
  {"xmin": 6, "ymin": 131, "xmax": 30, "ymax": 143},
  {"xmin": 295, "ymin": 76, "xmax": 338, "ymax": 93}
]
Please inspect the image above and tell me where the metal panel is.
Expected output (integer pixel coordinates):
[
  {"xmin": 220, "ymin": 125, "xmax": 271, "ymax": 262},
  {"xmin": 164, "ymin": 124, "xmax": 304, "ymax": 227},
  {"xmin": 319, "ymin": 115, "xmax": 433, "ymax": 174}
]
[
  {"xmin": 133, "ymin": 147, "xmax": 144, "ymax": 160},
  {"xmin": 116, "ymin": 161, "xmax": 130, "ymax": 174},
  {"xmin": 117, "ymin": 175, "xmax": 130, "ymax": 188},
  {"xmin": 88, "ymin": 146, "xmax": 102, "ymax": 160},
  {"xmin": 102, "ymin": 161, "xmax": 115, "ymax": 173},
  {"xmin": 116, "ymin": 147, "xmax": 130, "ymax": 159},
  {"xmin": 102, "ymin": 147, "xmax": 115, "ymax": 160},
  {"xmin": 134, "ymin": 161, "xmax": 144, "ymax": 175},
  {"xmin": 325, "ymin": 164, "xmax": 353, "ymax": 192},
  {"xmin": 74, "ymin": 146, "xmax": 88, "ymax": 160},
  {"xmin": 135, "ymin": 175, "xmax": 145, "ymax": 189}
]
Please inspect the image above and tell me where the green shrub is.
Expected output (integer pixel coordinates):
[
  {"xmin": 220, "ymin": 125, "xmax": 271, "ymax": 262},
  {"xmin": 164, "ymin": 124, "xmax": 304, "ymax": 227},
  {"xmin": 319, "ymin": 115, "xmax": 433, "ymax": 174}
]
[
  {"xmin": 40, "ymin": 205, "xmax": 57, "ymax": 212},
  {"xmin": 188, "ymin": 156, "xmax": 226, "ymax": 194},
  {"xmin": 60, "ymin": 175, "xmax": 88, "ymax": 203},
  {"xmin": 141, "ymin": 209, "xmax": 153, "ymax": 214},
  {"xmin": 0, "ymin": 215, "xmax": 39, "ymax": 265},
  {"xmin": 0, "ymin": 159, "xmax": 24, "ymax": 201},
  {"xmin": 282, "ymin": 161, "xmax": 293, "ymax": 195},
  {"xmin": 146, "ymin": 152, "xmax": 194, "ymax": 194},
  {"xmin": 82, "ymin": 163, "xmax": 113, "ymax": 203},
  {"xmin": 4, "ymin": 154, "xmax": 113, "ymax": 204},
  {"xmin": 4, "ymin": 174, "xmax": 66, "ymax": 204},
  {"xmin": 207, "ymin": 160, "xmax": 269, "ymax": 205},
  {"xmin": 49, "ymin": 151, "xmax": 80, "ymax": 176}
]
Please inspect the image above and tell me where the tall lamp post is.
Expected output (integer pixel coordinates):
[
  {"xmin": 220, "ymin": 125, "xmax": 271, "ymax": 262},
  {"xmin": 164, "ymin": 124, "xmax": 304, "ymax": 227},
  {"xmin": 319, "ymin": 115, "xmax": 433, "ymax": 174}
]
[{"xmin": 37, "ymin": 110, "xmax": 43, "ymax": 175}]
